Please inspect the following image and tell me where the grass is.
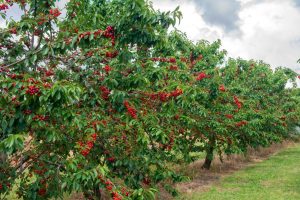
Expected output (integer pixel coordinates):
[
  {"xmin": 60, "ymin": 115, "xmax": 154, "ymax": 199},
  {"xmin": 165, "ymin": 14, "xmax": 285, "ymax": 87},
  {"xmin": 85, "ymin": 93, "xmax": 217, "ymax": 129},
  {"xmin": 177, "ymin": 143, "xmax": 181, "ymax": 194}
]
[{"xmin": 179, "ymin": 144, "xmax": 300, "ymax": 200}]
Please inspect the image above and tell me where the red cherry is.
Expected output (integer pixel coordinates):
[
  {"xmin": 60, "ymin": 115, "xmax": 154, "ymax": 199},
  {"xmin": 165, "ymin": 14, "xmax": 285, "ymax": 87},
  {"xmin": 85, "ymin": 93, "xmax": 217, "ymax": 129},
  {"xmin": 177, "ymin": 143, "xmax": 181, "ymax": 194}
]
[
  {"xmin": 49, "ymin": 8, "xmax": 61, "ymax": 17},
  {"xmin": 104, "ymin": 65, "xmax": 112, "ymax": 73},
  {"xmin": 169, "ymin": 57, "xmax": 176, "ymax": 63},
  {"xmin": 225, "ymin": 114, "xmax": 233, "ymax": 119},
  {"xmin": 106, "ymin": 185, "xmax": 113, "ymax": 191},
  {"xmin": 219, "ymin": 85, "xmax": 226, "ymax": 92},
  {"xmin": 38, "ymin": 188, "xmax": 47, "ymax": 196},
  {"xmin": 196, "ymin": 72, "xmax": 207, "ymax": 81}
]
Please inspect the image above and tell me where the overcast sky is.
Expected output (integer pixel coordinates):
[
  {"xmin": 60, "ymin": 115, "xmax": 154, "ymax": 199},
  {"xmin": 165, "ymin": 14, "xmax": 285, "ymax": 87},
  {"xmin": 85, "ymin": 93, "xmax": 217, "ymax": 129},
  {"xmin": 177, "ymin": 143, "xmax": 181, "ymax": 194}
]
[
  {"xmin": 152, "ymin": 0, "xmax": 300, "ymax": 78},
  {"xmin": 1, "ymin": 0, "xmax": 300, "ymax": 80}
]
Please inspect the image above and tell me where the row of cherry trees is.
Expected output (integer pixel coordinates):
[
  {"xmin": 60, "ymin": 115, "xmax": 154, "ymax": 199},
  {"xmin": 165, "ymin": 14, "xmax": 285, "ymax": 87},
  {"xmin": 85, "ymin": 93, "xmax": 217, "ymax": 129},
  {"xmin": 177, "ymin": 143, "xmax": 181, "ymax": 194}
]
[{"xmin": 1, "ymin": 0, "xmax": 299, "ymax": 199}]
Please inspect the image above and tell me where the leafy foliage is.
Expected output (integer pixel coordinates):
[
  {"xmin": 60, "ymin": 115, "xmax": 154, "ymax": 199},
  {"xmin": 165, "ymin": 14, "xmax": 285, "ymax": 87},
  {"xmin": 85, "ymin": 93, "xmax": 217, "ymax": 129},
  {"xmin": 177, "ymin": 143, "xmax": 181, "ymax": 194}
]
[{"xmin": 0, "ymin": 0, "xmax": 299, "ymax": 199}]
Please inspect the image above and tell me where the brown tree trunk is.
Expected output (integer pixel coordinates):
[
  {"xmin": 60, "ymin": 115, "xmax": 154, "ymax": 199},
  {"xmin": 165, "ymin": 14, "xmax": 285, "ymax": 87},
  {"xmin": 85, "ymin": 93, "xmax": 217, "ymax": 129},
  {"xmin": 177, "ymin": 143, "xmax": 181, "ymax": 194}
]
[
  {"xmin": 201, "ymin": 145, "xmax": 214, "ymax": 170},
  {"xmin": 94, "ymin": 187, "xmax": 102, "ymax": 200},
  {"xmin": 0, "ymin": 152, "xmax": 7, "ymax": 164}
]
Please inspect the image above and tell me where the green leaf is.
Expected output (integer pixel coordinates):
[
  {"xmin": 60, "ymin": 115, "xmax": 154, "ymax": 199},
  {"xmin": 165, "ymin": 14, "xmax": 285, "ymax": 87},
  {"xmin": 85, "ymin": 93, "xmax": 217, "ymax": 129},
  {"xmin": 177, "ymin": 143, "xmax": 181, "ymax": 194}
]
[
  {"xmin": 31, "ymin": 54, "xmax": 37, "ymax": 63},
  {"xmin": 2, "ymin": 119, "xmax": 8, "ymax": 131},
  {"xmin": 71, "ymin": 35, "xmax": 78, "ymax": 48},
  {"xmin": 89, "ymin": 34, "xmax": 94, "ymax": 41},
  {"xmin": 61, "ymin": 42, "xmax": 66, "ymax": 50},
  {"xmin": 1, "ymin": 134, "xmax": 25, "ymax": 154},
  {"xmin": 42, "ymin": 47, "xmax": 49, "ymax": 55}
]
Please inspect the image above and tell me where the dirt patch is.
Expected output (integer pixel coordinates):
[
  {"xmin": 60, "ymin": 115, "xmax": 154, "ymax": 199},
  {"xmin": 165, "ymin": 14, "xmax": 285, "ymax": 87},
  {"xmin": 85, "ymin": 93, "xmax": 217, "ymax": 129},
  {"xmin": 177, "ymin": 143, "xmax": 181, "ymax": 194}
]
[{"xmin": 158, "ymin": 140, "xmax": 296, "ymax": 199}]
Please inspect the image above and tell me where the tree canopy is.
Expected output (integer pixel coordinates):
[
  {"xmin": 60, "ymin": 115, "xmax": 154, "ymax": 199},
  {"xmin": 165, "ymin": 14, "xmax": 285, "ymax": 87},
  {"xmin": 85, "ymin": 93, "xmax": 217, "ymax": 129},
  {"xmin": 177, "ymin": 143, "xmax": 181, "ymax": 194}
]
[{"xmin": 0, "ymin": 0, "xmax": 299, "ymax": 199}]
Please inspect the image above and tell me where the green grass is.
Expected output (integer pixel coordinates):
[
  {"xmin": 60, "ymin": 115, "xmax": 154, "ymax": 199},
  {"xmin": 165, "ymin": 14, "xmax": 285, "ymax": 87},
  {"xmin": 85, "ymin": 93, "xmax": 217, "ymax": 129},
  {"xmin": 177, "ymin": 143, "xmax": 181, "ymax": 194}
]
[{"xmin": 180, "ymin": 144, "xmax": 300, "ymax": 200}]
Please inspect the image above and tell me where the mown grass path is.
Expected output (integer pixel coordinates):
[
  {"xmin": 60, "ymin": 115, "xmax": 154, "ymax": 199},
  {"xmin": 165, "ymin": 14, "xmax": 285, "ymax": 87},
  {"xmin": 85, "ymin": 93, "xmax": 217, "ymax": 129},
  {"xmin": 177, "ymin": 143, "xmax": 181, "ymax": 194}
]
[{"xmin": 180, "ymin": 144, "xmax": 300, "ymax": 200}]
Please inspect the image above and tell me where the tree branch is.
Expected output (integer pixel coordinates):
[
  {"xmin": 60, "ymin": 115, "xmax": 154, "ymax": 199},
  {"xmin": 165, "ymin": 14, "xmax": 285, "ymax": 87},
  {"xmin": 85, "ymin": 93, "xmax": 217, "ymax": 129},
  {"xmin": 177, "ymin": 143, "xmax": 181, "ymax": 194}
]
[{"xmin": 1, "ymin": 48, "xmax": 43, "ymax": 68}]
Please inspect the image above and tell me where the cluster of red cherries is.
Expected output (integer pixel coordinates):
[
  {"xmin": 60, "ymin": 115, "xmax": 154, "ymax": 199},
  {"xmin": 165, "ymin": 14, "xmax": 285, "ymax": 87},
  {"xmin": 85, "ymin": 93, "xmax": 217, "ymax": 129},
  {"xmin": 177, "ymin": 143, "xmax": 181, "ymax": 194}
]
[
  {"xmin": 235, "ymin": 120, "xmax": 248, "ymax": 127},
  {"xmin": 0, "ymin": 3, "xmax": 9, "ymax": 11},
  {"xmin": 33, "ymin": 115, "xmax": 49, "ymax": 121},
  {"xmin": 151, "ymin": 57, "xmax": 176, "ymax": 63},
  {"xmin": 78, "ymin": 133, "xmax": 97, "ymax": 157},
  {"xmin": 99, "ymin": 86, "xmax": 110, "ymax": 100},
  {"xmin": 26, "ymin": 85, "xmax": 40, "ymax": 96},
  {"xmin": 149, "ymin": 88, "xmax": 183, "ymax": 102},
  {"xmin": 225, "ymin": 114, "xmax": 233, "ymax": 119},
  {"xmin": 49, "ymin": 8, "xmax": 61, "ymax": 18},
  {"xmin": 196, "ymin": 72, "xmax": 208, "ymax": 81},
  {"xmin": 78, "ymin": 26, "xmax": 115, "ymax": 46},
  {"xmin": 97, "ymin": 176, "xmax": 126, "ymax": 200},
  {"xmin": 103, "ymin": 65, "xmax": 112, "ymax": 73},
  {"xmin": 234, "ymin": 96, "xmax": 242, "ymax": 109},
  {"xmin": 124, "ymin": 101, "xmax": 137, "ymax": 119}
]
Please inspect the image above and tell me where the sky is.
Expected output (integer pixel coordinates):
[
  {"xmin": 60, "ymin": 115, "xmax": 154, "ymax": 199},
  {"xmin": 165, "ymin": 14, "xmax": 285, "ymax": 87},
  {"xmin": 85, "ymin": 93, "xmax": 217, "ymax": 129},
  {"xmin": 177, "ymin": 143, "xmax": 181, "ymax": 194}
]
[
  {"xmin": 1, "ymin": 0, "xmax": 300, "ymax": 80},
  {"xmin": 152, "ymin": 0, "xmax": 300, "ymax": 78}
]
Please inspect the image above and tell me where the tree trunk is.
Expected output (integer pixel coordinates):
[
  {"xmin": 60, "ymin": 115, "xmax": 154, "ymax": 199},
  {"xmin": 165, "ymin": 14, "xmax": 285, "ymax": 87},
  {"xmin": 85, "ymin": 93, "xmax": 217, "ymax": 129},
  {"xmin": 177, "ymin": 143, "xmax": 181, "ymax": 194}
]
[
  {"xmin": 83, "ymin": 187, "xmax": 102, "ymax": 200},
  {"xmin": 94, "ymin": 186, "xmax": 102, "ymax": 200},
  {"xmin": 0, "ymin": 152, "xmax": 7, "ymax": 164},
  {"xmin": 201, "ymin": 145, "xmax": 214, "ymax": 170}
]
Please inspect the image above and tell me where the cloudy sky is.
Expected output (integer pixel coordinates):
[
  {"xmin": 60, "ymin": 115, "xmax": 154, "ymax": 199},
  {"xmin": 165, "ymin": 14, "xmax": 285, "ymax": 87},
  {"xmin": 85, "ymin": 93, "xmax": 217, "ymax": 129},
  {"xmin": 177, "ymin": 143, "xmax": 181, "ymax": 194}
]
[
  {"xmin": 152, "ymin": 0, "xmax": 300, "ymax": 77},
  {"xmin": 1, "ymin": 0, "xmax": 300, "ymax": 78}
]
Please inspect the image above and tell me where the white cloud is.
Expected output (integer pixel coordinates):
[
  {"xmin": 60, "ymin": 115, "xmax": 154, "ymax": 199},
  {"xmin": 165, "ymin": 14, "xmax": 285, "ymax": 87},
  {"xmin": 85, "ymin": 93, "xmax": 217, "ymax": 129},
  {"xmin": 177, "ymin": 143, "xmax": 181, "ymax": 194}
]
[
  {"xmin": 223, "ymin": 0, "xmax": 300, "ymax": 72},
  {"xmin": 153, "ymin": 0, "xmax": 300, "ymax": 86},
  {"xmin": 152, "ymin": 0, "xmax": 223, "ymax": 41}
]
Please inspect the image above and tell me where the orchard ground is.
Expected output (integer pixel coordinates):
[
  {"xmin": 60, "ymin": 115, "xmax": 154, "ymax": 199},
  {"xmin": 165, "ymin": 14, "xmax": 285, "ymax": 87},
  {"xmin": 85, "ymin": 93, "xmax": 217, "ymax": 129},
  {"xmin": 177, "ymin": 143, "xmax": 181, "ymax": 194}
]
[
  {"xmin": 64, "ymin": 141, "xmax": 300, "ymax": 200},
  {"xmin": 172, "ymin": 141, "xmax": 300, "ymax": 200},
  {"xmin": 2, "ymin": 140, "xmax": 300, "ymax": 200}
]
